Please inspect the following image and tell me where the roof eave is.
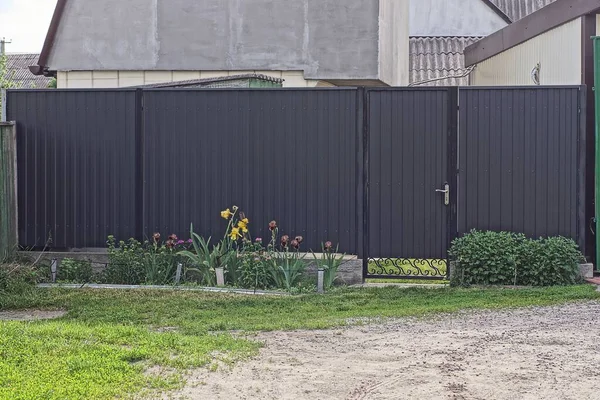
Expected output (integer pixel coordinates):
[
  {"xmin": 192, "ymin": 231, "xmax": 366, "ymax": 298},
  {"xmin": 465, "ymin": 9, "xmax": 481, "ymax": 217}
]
[
  {"xmin": 465, "ymin": 0, "xmax": 600, "ymax": 66},
  {"xmin": 31, "ymin": 0, "xmax": 68, "ymax": 76},
  {"xmin": 480, "ymin": 0, "xmax": 513, "ymax": 24}
]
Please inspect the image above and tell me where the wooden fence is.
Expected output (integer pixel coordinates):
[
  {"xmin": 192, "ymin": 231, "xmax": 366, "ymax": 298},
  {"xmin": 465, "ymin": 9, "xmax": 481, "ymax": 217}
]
[{"xmin": 0, "ymin": 121, "xmax": 17, "ymax": 259}]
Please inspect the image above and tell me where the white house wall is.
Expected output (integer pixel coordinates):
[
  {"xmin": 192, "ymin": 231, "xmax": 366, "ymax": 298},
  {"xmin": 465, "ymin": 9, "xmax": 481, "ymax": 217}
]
[
  {"xmin": 470, "ymin": 18, "xmax": 582, "ymax": 86},
  {"xmin": 380, "ymin": 0, "xmax": 410, "ymax": 86},
  {"xmin": 56, "ymin": 70, "xmax": 332, "ymax": 88},
  {"xmin": 409, "ymin": 0, "xmax": 507, "ymax": 37},
  {"xmin": 48, "ymin": 0, "xmax": 409, "ymax": 85}
]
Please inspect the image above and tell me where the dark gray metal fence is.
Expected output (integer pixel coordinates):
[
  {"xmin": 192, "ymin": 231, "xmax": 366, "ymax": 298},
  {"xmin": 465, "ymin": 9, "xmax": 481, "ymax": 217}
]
[
  {"xmin": 458, "ymin": 87, "xmax": 586, "ymax": 253},
  {"xmin": 7, "ymin": 90, "xmax": 138, "ymax": 249},
  {"xmin": 6, "ymin": 86, "xmax": 589, "ymax": 276},
  {"xmin": 365, "ymin": 88, "xmax": 457, "ymax": 279},
  {"xmin": 142, "ymin": 89, "xmax": 359, "ymax": 253}
]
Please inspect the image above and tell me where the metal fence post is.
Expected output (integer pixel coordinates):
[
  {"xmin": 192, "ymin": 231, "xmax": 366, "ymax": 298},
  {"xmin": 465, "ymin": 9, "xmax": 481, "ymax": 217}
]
[
  {"xmin": 361, "ymin": 88, "xmax": 370, "ymax": 282},
  {"xmin": 593, "ymin": 36, "xmax": 600, "ymax": 269},
  {"xmin": 134, "ymin": 88, "xmax": 145, "ymax": 242}
]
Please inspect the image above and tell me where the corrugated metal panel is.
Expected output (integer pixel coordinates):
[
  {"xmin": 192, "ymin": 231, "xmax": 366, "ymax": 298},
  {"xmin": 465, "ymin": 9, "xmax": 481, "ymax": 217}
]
[
  {"xmin": 471, "ymin": 18, "xmax": 582, "ymax": 86},
  {"xmin": 489, "ymin": 0, "xmax": 557, "ymax": 22},
  {"xmin": 368, "ymin": 89, "xmax": 451, "ymax": 259},
  {"xmin": 142, "ymin": 89, "xmax": 359, "ymax": 254},
  {"xmin": 409, "ymin": 37, "xmax": 481, "ymax": 86},
  {"xmin": 458, "ymin": 87, "xmax": 583, "ymax": 246},
  {"xmin": 6, "ymin": 90, "xmax": 138, "ymax": 249}
]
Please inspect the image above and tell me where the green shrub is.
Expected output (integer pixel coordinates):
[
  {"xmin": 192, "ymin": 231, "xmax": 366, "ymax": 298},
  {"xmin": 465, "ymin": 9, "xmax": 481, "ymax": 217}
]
[
  {"xmin": 57, "ymin": 258, "xmax": 94, "ymax": 283},
  {"xmin": 449, "ymin": 230, "xmax": 584, "ymax": 287},
  {"xmin": 238, "ymin": 251, "xmax": 271, "ymax": 290},
  {"xmin": 0, "ymin": 262, "xmax": 39, "ymax": 294},
  {"xmin": 518, "ymin": 236, "xmax": 584, "ymax": 286},
  {"xmin": 102, "ymin": 236, "xmax": 145, "ymax": 285}
]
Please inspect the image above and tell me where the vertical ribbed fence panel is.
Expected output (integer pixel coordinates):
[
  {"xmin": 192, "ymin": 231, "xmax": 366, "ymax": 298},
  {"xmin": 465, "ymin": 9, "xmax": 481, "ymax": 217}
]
[
  {"xmin": 142, "ymin": 89, "xmax": 359, "ymax": 254},
  {"xmin": 6, "ymin": 90, "xmax": 138, "ymax": 249},
  {"xmin": 0, "ymin": 122, "xmax": 18, "ymax": 258},
  {"xmin": 367, "ymin": 88, "xmax": 454, "ymax": 262},
  {"xmin": 458, "ymin": 87, "xmax": 585, "ymax": 250}
]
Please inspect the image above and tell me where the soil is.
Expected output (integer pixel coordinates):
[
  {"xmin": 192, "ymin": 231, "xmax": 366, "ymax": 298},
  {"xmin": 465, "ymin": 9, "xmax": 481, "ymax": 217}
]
[
  {"xmin": 0, "ymin": 309, "xmax": 66, "ymax": 321},
  {"xmin": 172, "ymin": 302, "xmax": 600, "ymax": 400}
]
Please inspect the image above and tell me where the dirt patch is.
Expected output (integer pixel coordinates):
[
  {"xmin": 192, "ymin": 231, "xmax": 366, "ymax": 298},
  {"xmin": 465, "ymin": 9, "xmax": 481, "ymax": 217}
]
[
  {"xmin": 0, "ymin": 309, "xmax": 67, "ymax": 321},
  {"xmin": 173, "ymin": 302, "xmax": 600, "ymax": 400}
]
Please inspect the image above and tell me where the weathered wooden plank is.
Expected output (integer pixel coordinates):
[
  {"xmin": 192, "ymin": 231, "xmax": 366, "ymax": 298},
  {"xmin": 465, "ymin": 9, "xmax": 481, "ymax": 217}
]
[{"xmin": 0, "ymin": 121, "xmax": 17, "ymax": 260}]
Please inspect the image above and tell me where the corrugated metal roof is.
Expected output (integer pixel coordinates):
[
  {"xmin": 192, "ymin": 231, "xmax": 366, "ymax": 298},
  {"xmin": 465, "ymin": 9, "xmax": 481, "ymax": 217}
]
[
  {"xmin": 5, "ymin": 54, "xmax": 52, "ymax": 88},
  {"xmin": 409, "ymin": 37, "xmax": 482, "ymax": 86},
  {"xmin": 489, "ymin": 0, "xmax": 557, "ymax": 22}
]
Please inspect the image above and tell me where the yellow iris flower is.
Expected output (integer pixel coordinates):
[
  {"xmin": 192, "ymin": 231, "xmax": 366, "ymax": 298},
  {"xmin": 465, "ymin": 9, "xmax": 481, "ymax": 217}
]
[
  {"xmin": 230, "ymin": 227, "xmax": 241, "ymax": 240},
  {"xmin": 237, "ymin": 218, "xmax": 249, "ymax": 233},
  {"xmin": 221, "ymin": 208, "xmax": 233, "ymax": 219}
]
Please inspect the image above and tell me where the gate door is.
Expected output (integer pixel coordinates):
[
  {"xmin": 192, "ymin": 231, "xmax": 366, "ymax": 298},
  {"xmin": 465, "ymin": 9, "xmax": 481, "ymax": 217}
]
[{"xmin": 364, "ymin": 88, "xmax": 457, "ymax": 280}]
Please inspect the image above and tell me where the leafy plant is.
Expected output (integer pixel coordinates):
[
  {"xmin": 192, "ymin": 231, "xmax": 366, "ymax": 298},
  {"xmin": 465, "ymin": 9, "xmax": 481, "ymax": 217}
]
[
  {"xmin": 267, "ymin": 225, "xmax": 306, "ymax": 291},
  {"xmin": 0, "ymin": 53, "xmax": 20, "ymax": 112},
  {"xmin": 518, "ymin": 236, "xmax": 584, "ymax": 286},
  {"xmin": 181, "ymin": 207, "xmax": 253, "ymax": 287},
  {"xmin": 57, "ymin": 258, "xmax": 94, "ymax": 283},
  {"xmin": 143, "ymin": 233, "xmax": 191, "ymax": 285},
  {"xmin": 312, "ymin": 241, "xmax": 345, "ymax": 289},
  {"xmin": 180, "ymin": 228, "xmax": 220, "ymax": 287},
  {"xmin": 238, "ymin": 239, "xmax": 271, "ymax": 290},
  {"xmin": 0, "ymin": 262, "xmax": 39, "ymax": 294},
  {"xmin": 449, "ymin": 230, "xmax": 584, "ymax": 287},
  {"xmin": 103, "ymin": 236, "xmax": 145, "ymax": 285}
]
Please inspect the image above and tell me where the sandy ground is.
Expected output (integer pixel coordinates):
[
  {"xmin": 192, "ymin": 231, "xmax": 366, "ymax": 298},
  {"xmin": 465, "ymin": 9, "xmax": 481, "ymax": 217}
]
[
  {"xmin": 0, "ymin": 309, "xmax": 66, "ymax": 321},
  {"xmin": 172, "ymin": 302, "xmax": 600, "ymax": 400}
]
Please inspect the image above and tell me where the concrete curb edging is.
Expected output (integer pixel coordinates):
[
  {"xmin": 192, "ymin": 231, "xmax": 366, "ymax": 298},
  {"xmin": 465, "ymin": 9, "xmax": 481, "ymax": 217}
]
[{"xmin": 37, "ymin": 283, "xmax": 289, "ymax": 296}]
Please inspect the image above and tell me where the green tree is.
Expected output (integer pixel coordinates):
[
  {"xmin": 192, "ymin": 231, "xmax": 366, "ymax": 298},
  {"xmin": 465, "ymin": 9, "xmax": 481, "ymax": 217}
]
[{"xmin": 0, "ymin": 54, "xmax": 20, "ymax": 115}]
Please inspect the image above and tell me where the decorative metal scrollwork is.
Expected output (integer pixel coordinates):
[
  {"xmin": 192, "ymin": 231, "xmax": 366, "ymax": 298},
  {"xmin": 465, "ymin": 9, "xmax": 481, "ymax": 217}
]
[{"xmin": 367, "ymin": 258, "xmax": 448, "ymax": 279}]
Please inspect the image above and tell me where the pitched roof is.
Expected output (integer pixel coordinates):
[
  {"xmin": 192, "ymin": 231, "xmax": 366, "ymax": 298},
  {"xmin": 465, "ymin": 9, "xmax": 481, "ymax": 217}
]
[
  {"xmin": 409, "ymin": 37, "xmax": 482, "ymax": 86},
  {"xmin": 488, "ymin": 0, "xmax": 558, "ymax": 22},
  {"xmin": 5, "ymin": 54, "xmax": 53, "ymax": 88},
  {"xmin": 132, "ymin": 74, "xmax": 283, "ymax": 88}
]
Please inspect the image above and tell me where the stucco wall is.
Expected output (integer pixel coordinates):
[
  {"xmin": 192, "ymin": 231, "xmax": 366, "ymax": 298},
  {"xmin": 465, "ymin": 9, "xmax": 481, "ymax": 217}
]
[
  {"xmin": 48, "ymin": 0, "xmax": 408, "ymax": 84},
  {"xmin": 409, "ymin": 0, "xmax": 507, "ymax": 37},
  {"xmin": 470, "ymin": 18, "xmax": 582, "ymax": 86},
  {"xmin": 56, "ymin": 70, "xmax": 334, "ymax": 89},
  {"xmin": 379, "ymin": 0, "xmax": 409, "ymax": 86}
]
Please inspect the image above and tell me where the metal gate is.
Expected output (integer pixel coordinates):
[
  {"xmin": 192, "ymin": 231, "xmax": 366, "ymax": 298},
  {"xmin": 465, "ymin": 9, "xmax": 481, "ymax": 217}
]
[{"xmin": 364, "ymin": 88, "xmax": 458, "ymax": 280}]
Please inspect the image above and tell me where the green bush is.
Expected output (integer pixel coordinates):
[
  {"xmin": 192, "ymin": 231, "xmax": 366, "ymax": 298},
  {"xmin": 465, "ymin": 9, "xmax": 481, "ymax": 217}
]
[
  {"xmin": 238, "ymin": 252, "xmax": 271, "ymax": 290},
  {"xmin": 449, "ymin": 230, "xmax": 584, "ymax": 287},
  {"xmin": 0, "ymin": 262, "xmax": 39, "ymax": 294},
  {"xmin": 102, "ymin": 237, "xmax": 145, "ymax": 285},
  {"xmin": 518, "ymin": 236, "xmax": 584, "ymax": 286},
  {"xmin": 57, "ymin": 258, "xmax": 94, "ymax": 283}
]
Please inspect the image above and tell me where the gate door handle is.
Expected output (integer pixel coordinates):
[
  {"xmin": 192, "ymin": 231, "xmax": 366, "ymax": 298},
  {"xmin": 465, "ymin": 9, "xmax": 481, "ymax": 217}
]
[{"xmin": 436, "ymin": 183, "xmax": 450, "ymax": 206}]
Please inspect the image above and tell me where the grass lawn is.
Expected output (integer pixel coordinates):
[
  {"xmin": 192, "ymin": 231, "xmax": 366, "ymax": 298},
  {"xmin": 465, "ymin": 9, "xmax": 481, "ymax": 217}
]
[{"xmin": 1, "ymin": 285, "xmax": 599, "ymax": 399}]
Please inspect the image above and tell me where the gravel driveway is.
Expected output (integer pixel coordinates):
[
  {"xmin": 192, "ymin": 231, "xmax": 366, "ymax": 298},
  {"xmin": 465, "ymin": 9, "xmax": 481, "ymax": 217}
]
[{"xmin": 173, "ymin": 302, "xmax": 600, "ymax": 400}]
